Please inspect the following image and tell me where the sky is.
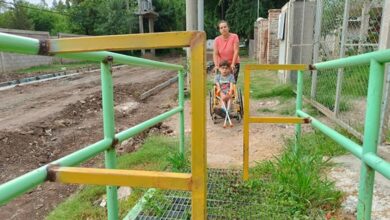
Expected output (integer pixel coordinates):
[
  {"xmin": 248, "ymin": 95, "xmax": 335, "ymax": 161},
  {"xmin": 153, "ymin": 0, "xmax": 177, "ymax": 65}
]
[
  {"xmin": 28, "ymin": 0, "xmax": 54, "ymax": 7},
  {"xmin": 3, "ymin": 0, "xmax": 55, "ymax": 7}
]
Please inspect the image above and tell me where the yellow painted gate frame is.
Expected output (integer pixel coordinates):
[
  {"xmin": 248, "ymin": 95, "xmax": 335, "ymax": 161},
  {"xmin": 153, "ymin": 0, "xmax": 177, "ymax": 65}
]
[
  {"xmin": 242, "ymin": 64, "xmax": 310, "ymax": 180},
  {"xmin": 47, "ymin": 32, "xmax": 207, "ymax": 219}
]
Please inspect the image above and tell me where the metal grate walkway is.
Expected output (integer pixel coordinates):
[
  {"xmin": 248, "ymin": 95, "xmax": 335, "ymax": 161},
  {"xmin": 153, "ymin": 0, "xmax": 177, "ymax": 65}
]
[{"xmin": 133, "ymin": 169, "xmax": 320, "ymax": 219}]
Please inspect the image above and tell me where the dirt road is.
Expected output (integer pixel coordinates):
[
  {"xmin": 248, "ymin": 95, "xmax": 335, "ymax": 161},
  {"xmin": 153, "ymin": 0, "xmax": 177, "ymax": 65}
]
[{"xmin": 0, "ymin": 62, "xmax": 180, "ymax": 220}]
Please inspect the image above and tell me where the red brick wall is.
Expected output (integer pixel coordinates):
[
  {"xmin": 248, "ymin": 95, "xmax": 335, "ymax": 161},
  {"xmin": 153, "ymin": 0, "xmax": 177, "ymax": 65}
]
[
  {"xmin": 267, "ymin": 9, "xmax": 281, "ymax": 64},
  {"xmin": 257, "ymin": 18, "xmax": 268, "ymax": 64}
]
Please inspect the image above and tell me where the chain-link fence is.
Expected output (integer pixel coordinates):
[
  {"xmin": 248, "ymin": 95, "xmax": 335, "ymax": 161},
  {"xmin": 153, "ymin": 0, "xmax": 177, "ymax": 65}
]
[{"xmin": 296, "ymin": 0, "xmax": 386, "ymax": 142}]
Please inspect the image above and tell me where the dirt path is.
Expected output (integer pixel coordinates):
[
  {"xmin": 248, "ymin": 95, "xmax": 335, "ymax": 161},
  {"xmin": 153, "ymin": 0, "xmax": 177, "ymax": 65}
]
[
  {"xmin": 165, "ymin": 99, "xmax": 301, "ymax": 168},
  {"xmin": 0, "ymin": 61, "xmax": 180, "ymax": 220}
]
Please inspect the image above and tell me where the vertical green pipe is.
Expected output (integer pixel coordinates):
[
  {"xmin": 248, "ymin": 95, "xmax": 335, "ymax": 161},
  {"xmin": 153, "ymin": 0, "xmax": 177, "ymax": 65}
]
[
  {"xmin": 178, "ymin": 70, "xmax": 185, "ymax": 155},
  {"xmin": 295, "ymin": 70, "xmax": 303, "ymax": 152},
  {"xmin": 357, "ymin": 59, "xmax": 384, "ymax": 220},
  {"xmin": 101, "ymin": 58, "xmax": 119, "ymax": 220}
]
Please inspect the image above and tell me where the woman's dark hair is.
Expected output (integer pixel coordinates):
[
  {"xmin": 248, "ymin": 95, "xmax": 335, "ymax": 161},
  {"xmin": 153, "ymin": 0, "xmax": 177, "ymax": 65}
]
[
  {"xmin": 220, "ymin": 60, "xmax": 230, "ymax": 67},
  {"xmin": 217, "ymin": 20, "xmax": 229, "ymax": 29}
]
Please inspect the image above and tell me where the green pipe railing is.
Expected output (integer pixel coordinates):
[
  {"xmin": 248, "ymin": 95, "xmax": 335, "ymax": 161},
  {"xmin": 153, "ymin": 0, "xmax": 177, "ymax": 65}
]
[
  {"xmin": 314, "ymin": 49, "xmax": 390, "ymax": 70},
  {"xmin": 298, "ymin": 49, "xmax": 390, "ymax": 220},
  {"xmin": 363, "ymin": 153, "xmax": 390, "ymax": 180},
  {"xmin": 178, "ymin": 70, "xmax": 186, "ymax": 154},
  {"xmin": 357, "ymin": 59, "xmax": 384, "ymax": 219},
  {"xmin": 0, "ymin": 106, "xmax": 186, "ymax": 206},
  {"xmin": 0, "ymin": 33, "xmax": 187, "ymax": 219},
  {"xmin": 116, "ymin": 107, "xmax": 183, "ymax": 142},
  {"xmin": 298, "ymin": 110, "xmax": 390, "ymax": 180},
  {"xmin": 0, "ymin": 139, "xmax": 111, "ymax": 205},
  {"xmin": 297, "ymin": 110, "xmax": 363, "ymax": 158},
  {"xmin": 294, "ymin": 70, "xmax": 303, "ymax": 152},
  {"xmin": 101, "ymin": 59, "xmax": 119, "ymax": 219}
]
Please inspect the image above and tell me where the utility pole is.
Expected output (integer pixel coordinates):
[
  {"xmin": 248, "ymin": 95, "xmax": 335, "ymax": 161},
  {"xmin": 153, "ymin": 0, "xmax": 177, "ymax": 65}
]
[
  {"xmin": 198, "ymin": 0, "xmax": 204, "ymax": 31},
  {"xmin": 186, "ymin": 0, "xmax": 198, "ymax": 87},
  {"xmin": 137, "ymin": 0, "xmax": 145, "ymax": 56},
  {"xmin": 186, "ymin": 0, "xmax": 197, "ymax": 31}
]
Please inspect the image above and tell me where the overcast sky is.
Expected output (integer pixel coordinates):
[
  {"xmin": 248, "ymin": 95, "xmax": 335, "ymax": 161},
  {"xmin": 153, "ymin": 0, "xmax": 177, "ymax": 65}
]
[{"xmin": 28, "ymin": 0, "xmax": 54, "ymax": 7}]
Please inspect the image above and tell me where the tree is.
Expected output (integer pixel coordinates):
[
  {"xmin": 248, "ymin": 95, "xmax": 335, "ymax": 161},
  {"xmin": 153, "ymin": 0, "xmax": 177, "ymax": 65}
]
[
  {"xmin": 52, "ymin": 0, "xmax": 58, "ymax": 8},
  {"xmin": 56, "ymin": 0, "xmax": 67, "ymax": 12},
  {"xmin": 96, "ymin": 0, "xmax": 131, "ymax": 35},
  {"xmin": 153, "ymin": 0, "xmax": 185, "ymax": 32},
  {"xmin": 204, "ymin": 0, "xmax": 288, "ymax": 40},
  {"xmin": 0, "ymin": 11, "xmax": 13, "ymax": 28},
  {"xmin": 27, "ymin": 4, "xmax": 69, "ymax": 35},
  {"xmin": 68, "ymin": 0, "xmax": 105, "ymax": 35},
  {"xmin": 40, "ymin": 0, "xmax": 48, "ymax": 8},
  {"xmin": 9, "ymin": 0, "xmax": 34, "ymax": 30}
]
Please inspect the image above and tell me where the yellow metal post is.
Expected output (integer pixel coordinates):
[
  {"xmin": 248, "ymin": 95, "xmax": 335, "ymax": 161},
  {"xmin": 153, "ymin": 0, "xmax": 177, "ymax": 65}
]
[
  {"xmin": 244, "ymin": 64, "xmax": 307, "ymax": 71},
  {"xmin": 190, "ymin": 32, "xmax": 207, "ymax": 220},
  {"xmin": 243, "ymin": 68, "xmax": 251, "ymax": 180},
  {"xmin": 249, "ymin": 117, "xmax": 309, "ymax": 124}
]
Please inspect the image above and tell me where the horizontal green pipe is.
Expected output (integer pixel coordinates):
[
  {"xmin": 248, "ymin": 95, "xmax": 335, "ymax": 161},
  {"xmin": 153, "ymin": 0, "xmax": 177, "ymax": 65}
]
[
  {"xmin": 0, "ymin": 33, "xmax": 183, "ymax": 70},
  {"xmin": 363, "ymin": 152, "xmax": 390, "ymax": 180},
  {"xmin": 297, "ymin": 110, "xmax": 363, "ymax": 158},
  {"xmin": 60, "ymin": 52, "xmax": 183, "ymax": 70},
  {"xmin": 0, "ymin": 32, "xmax": 39, "ymax": 55},
  {"xmin": 0, "ymin": 139, "xmax": 111, "ymax": 205},
  {"xmin": 116, "ymin": 106, "xmax": 182, "ymax": 142},
  {"xmin": 314, "ymin": 49, "xmax": 390, "ymax": 70}
]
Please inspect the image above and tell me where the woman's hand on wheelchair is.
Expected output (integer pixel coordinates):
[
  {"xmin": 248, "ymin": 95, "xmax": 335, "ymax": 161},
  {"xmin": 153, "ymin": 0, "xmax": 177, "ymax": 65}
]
[{"xmin": 213, "ymin": 66, "xmax": 219, "ymax": 73}]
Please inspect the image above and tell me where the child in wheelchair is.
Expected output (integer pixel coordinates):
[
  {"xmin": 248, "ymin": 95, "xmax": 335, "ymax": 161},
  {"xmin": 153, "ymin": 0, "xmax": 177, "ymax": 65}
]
[{"xmin": 214, "ymin": 60, "xmax": 235, "ymax": 127}]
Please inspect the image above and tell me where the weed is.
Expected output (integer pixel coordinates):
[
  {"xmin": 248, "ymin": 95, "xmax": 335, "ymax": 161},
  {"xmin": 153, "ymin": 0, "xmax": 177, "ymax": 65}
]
[{"xmin": 167, "ymin": 152, "xmax": 190, "ymax": 172}]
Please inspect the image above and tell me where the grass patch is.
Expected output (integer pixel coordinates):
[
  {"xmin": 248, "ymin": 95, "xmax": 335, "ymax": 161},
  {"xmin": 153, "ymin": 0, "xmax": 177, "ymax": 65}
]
[
  {"xmin": 252, "ymin": 84, "xmax": 295, "ymax": 99},
  {"xmin": 278, "ymin": 104, "xmax": 295, "ymax": 116},
  {"xmin": 235, "ymin": 61, "xmax": 295, "ymax": 100},
  {"xmin": 247, "ymin": 131, "xmax": 346, "ymax": 217},
  {"xmin": 141, "ymin": 130, "xmax": 346, "ymax": 219},
  {"xmin": 257, "ymin": 108, "xmax": 275, "ymax": 113},
  {"xmin": 314, "ymin": 68, "xmax": 363, "ymax": 112},
  {"xmin": 17, "ymin": 61, "xmax": 98, "ymax": 74},
  {"xmin": 46, "ymin": 135, "xmax": 188, "ymax": 220}
]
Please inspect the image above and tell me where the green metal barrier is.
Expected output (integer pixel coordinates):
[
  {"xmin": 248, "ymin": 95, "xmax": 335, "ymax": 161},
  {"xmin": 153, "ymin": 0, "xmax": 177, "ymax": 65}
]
[
  {"xmin": 295, "ymin": 49, "xmax": 390, "ymax": 220},
  {"xmin": 0, "ymin": 32, "xmax": 187, "ymax": 219},
  {"xmin": 1, "ymin": 31, "xmax": 390, "ymax": 220}
]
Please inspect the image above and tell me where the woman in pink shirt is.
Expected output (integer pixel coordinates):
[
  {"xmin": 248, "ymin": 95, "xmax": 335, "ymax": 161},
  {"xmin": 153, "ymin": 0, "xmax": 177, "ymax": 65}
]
[{"xmin": 213, "ymin": 20, "xmax": 240, "ymax": 82}]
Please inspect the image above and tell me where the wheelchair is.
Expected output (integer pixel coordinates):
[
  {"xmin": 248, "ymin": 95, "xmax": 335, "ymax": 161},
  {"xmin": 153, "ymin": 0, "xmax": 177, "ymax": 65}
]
[{"xmin": 209, "ymin": 83, "xmax": 244, "ymax": 124}]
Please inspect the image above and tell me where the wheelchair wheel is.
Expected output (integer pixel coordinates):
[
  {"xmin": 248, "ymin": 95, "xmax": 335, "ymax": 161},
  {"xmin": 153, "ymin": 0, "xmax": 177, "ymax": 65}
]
[
  {"xmin": 238, "ymin": 88, "xmax": 244, "ymax": 118},
  {"xmin": 236, "ymin": 112, "xmax": 242, "ymax": 123},
  {"xmin": 209, "ymin": 90, "xmax": 214, "ymax": 118}
]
